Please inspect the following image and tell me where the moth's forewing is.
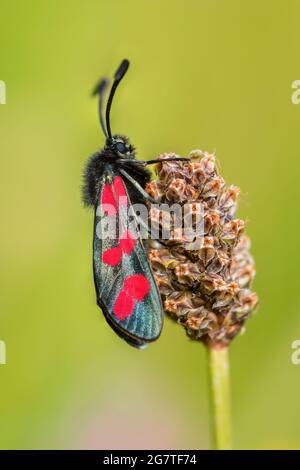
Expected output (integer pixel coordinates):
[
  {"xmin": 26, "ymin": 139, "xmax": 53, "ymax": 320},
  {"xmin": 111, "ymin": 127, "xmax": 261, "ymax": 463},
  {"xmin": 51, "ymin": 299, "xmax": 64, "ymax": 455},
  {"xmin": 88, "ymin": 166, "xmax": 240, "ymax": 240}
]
[{"xmin": 93, "ymin": 169, "xmax": 163, "ymax": 347}]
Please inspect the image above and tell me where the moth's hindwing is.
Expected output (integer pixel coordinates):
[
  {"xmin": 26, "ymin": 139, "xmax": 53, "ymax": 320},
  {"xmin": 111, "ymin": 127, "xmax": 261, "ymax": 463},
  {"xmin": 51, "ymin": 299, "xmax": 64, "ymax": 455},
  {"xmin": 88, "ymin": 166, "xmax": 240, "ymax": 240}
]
[{"xmin": 93, "ymin": 170, "xmax": 163, "ymax": 347}]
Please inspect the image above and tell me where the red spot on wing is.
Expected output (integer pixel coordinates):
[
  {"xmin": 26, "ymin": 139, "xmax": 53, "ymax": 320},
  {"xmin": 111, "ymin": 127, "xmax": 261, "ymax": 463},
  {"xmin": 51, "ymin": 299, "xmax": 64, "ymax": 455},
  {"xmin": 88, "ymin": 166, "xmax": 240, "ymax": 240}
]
[
  {"xmin": 102, "ymin": 247, "xmax": 122, "ymax": 266},
  {"xmin": 113, "ymin": 274, "xmax": 150, "ymax": 320},
  {"xmin": 113, "ymin": 290, "xmax": 134, "ymax": 320},
  {"xmin": 101, "ymin": 177, "xmax": 127, "ymax": 217},
  {"xmin": 124, "ymin": 275, "xmax": 150, "ymax": 301},
  {"xmin": 102, "ymin": 184, "xmax": 117, "ymax": 216},
  {"xmin": 119, "ymin": 230, "xmax": 135, "ymax": 255},
  {"xmin": 102, "ymin": 231, "xmax": 136, "ymax": 266},
  {"xmin": 113, "ymin": 176, "xmax": 128, "ymax": 205}
]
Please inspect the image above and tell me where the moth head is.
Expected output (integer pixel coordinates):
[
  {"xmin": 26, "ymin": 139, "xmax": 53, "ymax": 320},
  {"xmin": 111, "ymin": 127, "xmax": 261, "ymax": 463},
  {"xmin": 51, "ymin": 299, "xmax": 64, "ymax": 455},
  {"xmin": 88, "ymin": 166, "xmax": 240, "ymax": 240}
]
[
  {"xmin": 93, "ymin": 59, "xmax": 136, "ymax": 159},
  {"xmin": 109, "ymin": 135, "xmax": 135, "ymax": 159}
]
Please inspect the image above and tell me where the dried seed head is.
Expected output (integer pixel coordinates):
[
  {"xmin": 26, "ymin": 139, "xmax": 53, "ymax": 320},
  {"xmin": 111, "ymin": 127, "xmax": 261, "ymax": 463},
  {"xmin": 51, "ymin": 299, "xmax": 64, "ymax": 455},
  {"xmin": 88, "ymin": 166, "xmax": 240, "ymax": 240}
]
[{"xmin": 147, "ymin": 151, "xmax": 258, "ymax": 348}]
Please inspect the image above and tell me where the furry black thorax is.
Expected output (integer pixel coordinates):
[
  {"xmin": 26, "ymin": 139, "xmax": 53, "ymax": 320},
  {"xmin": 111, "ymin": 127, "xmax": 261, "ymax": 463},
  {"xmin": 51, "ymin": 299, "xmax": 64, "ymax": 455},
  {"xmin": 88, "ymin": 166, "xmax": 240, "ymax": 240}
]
[{"xmin": 82, "ymin": 134, "xmax": 151, "ymax": 207}]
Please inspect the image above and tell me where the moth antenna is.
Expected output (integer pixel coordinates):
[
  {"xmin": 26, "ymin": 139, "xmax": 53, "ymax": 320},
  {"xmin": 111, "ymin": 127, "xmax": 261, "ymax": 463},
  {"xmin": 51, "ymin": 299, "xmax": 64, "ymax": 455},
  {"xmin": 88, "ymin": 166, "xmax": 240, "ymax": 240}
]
[
  {"xmin": 106, "ymin": 59, "xmax": 130, "ymax": 139},
  {"xmin": 92, "ymin": 77, "xmax": 109, "ymax": 137}
]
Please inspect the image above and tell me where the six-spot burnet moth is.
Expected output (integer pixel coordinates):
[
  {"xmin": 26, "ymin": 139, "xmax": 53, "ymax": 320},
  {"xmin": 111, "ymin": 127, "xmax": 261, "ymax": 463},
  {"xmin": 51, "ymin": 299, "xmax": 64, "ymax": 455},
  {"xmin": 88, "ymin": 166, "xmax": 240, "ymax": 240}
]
[{"xmin": 82, "ymin": 59, "xmax": 188, "ymax": 348}]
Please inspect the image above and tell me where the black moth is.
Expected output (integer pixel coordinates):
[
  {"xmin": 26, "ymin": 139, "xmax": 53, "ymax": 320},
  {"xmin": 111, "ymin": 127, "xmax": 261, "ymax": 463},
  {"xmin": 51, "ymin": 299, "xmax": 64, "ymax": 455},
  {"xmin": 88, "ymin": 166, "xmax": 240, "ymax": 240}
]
[{"xmin": 82, "ymin": 59, "xmax": 186, "ymax": 348}]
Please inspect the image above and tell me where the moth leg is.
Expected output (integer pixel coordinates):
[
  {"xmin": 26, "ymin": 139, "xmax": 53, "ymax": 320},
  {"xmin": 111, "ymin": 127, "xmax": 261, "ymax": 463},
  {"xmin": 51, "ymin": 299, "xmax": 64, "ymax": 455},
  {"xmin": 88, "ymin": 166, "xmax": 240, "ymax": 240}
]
[
  {"xmin": 119, "ymin": 157, "xmax": 190, "ymax": 166},
  {"xmin": 130, "ymin": 205, "xmax": 170, "ymax": 248},
  {"xmin": 120, "ymin": 166, "xmax": 188, "ymax": 237},
  {"xmin": 120, "ymin": 168, "xmax": 166, "ymax": 243},
  {"xmin": 126, "ymin": 192, "xmax": 180, "ymax": 248},
  {"xmin": 120, "ymin": 169, "xmax": 185, "ymax": 247},
  {"xmin": 120, "ymin": 168, "xmax": 185, "ymax": 210},
  {"xmin": 120, "ymin": 169, "xmax": 157, "ymax": 204},
  {"xmin": 119, "ymin": 172, "xmax": 172, "ymax": 247},
  {"xmin": 143, "ymin": 157, "xmax": 191, "ymax": 165}
]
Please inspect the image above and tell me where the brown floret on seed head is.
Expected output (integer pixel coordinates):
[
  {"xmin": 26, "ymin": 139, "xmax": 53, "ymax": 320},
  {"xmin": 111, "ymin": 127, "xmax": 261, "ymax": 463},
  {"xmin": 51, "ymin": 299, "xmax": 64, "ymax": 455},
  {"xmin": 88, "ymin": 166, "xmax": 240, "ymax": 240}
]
[{"xmin": 147, "ymin": 151, "xmax": 258, "ymax": 348}]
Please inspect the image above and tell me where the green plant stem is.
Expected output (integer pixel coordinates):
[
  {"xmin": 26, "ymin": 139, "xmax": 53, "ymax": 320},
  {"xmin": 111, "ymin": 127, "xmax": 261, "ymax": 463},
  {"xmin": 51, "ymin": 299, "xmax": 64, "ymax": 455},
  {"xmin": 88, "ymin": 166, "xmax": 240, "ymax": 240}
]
[{"xmin": 207, "ymin": 346, "xmax": 232, "ymax": 450}]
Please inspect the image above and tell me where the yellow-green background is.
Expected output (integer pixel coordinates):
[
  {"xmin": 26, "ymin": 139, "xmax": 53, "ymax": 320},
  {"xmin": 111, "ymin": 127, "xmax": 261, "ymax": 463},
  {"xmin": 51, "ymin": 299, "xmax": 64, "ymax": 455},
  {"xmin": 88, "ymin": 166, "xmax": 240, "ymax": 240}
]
[{"xmin": 0, "ymin": 0, "xmax": 299, "ymax": 450}]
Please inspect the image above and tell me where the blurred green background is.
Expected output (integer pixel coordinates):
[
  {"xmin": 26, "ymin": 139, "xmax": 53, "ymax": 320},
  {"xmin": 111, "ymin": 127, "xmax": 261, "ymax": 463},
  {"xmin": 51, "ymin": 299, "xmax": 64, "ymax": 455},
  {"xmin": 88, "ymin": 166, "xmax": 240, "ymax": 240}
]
[{"xmin": 0, "ymin": 0, "xmax": 300, "ymax": 450}]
